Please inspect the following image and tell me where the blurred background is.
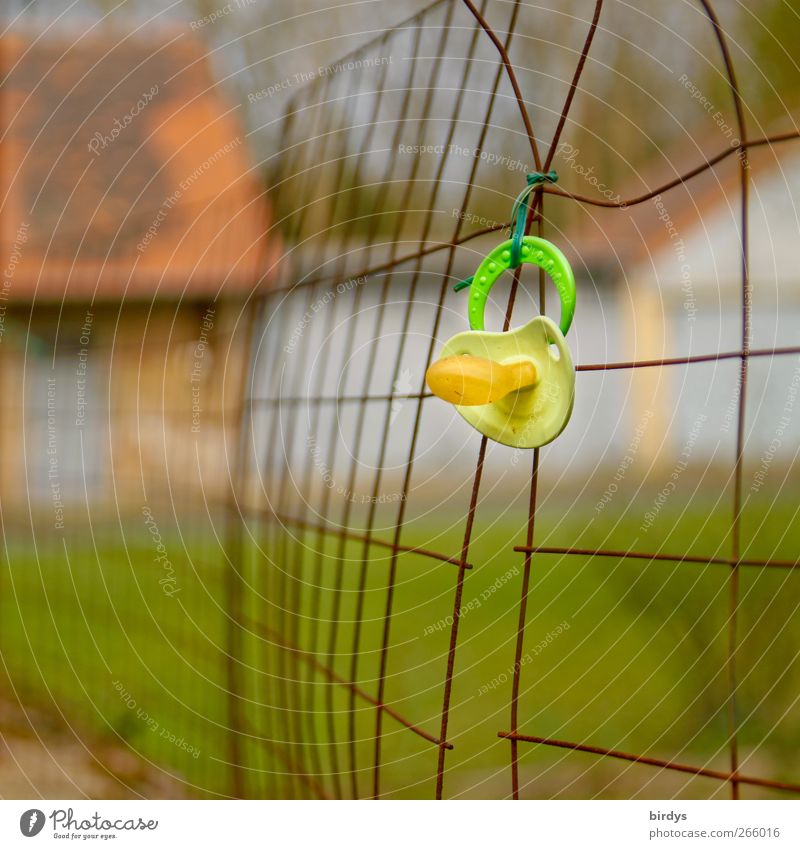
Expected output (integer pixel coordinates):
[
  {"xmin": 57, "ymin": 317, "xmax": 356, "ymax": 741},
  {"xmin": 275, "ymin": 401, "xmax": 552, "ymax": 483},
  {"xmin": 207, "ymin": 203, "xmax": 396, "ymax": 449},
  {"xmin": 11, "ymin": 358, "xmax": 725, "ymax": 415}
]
[{"xmin": 0, "ymin": 0, "xmax": 798, "ymax": 800}]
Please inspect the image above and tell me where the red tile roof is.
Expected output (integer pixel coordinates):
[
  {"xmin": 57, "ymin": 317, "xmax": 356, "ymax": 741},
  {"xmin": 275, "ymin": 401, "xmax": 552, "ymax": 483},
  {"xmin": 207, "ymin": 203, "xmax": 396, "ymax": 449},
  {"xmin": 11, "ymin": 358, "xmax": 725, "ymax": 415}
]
[
  {"xmin": 562, "ymin": 126, "xmax": 795, "ymax": 280},
  {"xmin": 0, "ymin": 32, "xmax": 278, "ymax": 301}
]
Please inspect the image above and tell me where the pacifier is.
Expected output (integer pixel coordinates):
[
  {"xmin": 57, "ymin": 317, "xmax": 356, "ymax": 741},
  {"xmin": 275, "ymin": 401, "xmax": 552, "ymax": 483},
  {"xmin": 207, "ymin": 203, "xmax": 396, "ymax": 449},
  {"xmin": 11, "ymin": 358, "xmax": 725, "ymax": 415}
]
[{"xmin": 426, "ymin": 233, "xmax": 576, "ymax": 449}]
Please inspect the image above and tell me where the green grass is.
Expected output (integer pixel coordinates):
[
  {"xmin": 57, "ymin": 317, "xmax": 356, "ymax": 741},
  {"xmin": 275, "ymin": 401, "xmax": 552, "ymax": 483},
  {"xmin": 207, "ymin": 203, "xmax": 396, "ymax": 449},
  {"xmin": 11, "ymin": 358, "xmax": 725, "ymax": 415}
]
[
  {"xmin": 1, "ymin": 486, "xmax": 799, "ymax": 799},
  {"xmin": 0, "ymin": 525, "xmax": 231, "ymax": 798}
]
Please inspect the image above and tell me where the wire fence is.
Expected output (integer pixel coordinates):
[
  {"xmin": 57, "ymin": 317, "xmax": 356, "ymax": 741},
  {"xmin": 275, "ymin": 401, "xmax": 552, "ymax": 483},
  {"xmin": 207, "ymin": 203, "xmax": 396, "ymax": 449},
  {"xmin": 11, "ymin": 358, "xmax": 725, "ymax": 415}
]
[
  {"xmin": 3, "ymin": 0, "xmax": 800, "ymax": 802},
  {"xmin": 234, "ymin": 0, "xmax": 800, "ymax": 800},
  {"xmin": 0, "ymin": 195, "xmax": 263, "ymax": 798}
]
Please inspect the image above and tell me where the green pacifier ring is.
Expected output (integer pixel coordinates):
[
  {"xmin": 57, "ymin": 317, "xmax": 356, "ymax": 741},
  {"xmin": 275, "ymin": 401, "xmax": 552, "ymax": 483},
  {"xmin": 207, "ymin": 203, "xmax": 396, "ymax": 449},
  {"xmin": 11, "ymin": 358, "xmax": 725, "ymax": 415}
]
[{"xmin": 467, "ymin": 236, "xmax": 576, "ymax": 336}]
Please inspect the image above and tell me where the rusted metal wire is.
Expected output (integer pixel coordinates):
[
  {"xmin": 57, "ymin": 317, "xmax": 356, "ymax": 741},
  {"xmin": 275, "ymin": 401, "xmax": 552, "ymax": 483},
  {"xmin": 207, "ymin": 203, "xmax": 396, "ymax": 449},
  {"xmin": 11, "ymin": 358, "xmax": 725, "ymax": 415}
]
[
  {"xmin": 244, "ymin": 0, "xmax": 800, "ymax": 802},
  {"xmin": 513, "ymin": 546, "xmax": 800, "ymax": 572},
  {"xmin": 245, "ymin": 505, "xmax": 472, "ymax": 568},
  {"xmin": 245, "ymin": 617, "xmax": 452, "ymax": 750},
  {"xmin": 497, "ymin": 733, "xmax": 800, "ymax": 795},
  {"xmin": 262, "ymin": 129, "xmax": 799, "ymax": 301}
]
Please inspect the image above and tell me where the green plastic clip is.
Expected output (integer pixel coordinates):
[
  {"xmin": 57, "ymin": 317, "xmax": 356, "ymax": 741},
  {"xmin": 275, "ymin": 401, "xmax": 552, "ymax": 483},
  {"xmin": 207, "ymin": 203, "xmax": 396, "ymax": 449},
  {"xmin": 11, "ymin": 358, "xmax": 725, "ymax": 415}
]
[{"xmin": 467, "ymin": 235, "xmax": 575, "ymax": 336}]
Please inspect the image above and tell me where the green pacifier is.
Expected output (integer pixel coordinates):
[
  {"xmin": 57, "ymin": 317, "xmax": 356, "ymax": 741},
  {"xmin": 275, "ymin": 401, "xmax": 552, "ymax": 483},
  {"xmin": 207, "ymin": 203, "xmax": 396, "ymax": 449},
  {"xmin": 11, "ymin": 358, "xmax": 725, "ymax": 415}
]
[{"xmin": 426, "ymin": 234, "xmax": 576, "ymax": 449}]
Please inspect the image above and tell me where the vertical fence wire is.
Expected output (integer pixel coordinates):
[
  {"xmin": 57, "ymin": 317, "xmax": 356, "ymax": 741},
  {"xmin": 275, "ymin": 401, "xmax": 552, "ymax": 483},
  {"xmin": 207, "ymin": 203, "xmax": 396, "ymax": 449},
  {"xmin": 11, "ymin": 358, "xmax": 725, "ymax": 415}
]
[{"xmin": 238, "ymin": 0, "xmax": 800, "ymax": 800}]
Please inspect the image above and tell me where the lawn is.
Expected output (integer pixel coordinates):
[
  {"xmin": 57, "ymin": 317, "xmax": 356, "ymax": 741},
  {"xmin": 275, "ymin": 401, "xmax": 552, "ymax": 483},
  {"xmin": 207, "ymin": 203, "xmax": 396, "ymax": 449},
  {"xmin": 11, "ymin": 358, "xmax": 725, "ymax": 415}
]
[{"xmin": 1, "ymin": 484, "xmax": 798, "ymax": 799}]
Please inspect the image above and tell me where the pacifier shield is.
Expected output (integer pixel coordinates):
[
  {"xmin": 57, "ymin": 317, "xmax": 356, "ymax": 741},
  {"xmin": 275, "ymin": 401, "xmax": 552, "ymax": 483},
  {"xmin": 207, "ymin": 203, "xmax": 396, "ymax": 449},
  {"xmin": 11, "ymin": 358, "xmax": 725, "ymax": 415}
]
[{"xmin": 439, "ymin": 316, "xmax": 575, "ymax": 449}]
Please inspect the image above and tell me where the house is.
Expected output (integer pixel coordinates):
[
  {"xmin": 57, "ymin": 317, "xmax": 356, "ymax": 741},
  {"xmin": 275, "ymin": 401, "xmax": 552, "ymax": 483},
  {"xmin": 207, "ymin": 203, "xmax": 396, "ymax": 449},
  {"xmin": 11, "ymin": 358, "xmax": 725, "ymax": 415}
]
[
  {"xmin": 0, "ymin": 31, "xmax": 277, "ymax": 515},
  {"xmin": 252, "ymin": 127, "xmax": 800, "ymax": 521},
  {"xmin": 598, "ymin": 136, "xmax": 800, "ymax": 470}
]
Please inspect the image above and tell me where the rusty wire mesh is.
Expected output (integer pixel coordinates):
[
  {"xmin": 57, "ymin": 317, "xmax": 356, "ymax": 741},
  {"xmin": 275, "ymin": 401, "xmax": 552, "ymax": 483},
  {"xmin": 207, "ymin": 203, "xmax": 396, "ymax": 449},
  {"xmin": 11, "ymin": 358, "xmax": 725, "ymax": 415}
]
[
  {"xmin": 8, "ymin": 0, "xmax": 796, "ymax": 802},
  {"xmin": 230, "ymin": 0, "xmax": 800, "ymax": 801},
  {"xmin": 7, "ymin": 0, "xmax": 800, "ymax": 798}
]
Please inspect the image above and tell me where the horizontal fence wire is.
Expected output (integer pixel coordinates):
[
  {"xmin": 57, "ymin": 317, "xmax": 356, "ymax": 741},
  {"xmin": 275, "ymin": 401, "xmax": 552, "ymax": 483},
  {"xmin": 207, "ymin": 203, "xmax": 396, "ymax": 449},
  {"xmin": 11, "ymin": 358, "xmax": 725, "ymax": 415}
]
[
  {"xmin": 236, "ymin": 0, "xmax": 800, "ymax": 800},
  {"xmin": 514, "ymin": 547, "xmax": 800, "ymax": 572},
  {"xmin": 495, "ymin": 733, "xmax": 800, "ymax": 795},
  {"xmin": 230, "ymin": 502, "xmax": 472, "ymax": 568}
]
